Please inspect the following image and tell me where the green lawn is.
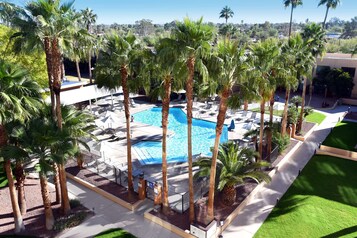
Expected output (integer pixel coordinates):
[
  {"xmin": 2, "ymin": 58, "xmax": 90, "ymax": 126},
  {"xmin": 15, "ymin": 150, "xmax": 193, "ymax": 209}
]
[
  {"xmin": 323, "ymin": 121, "xmax": 357, "ymax": 151},
  {"xmin": 94, "ymin": 228, "xmax": 136, "ymax": 238},
  {"xmin": 305, "ymin": 111, "xmax": 326, "ymax": 125},
  {"xmin": 255, "ymin": 155, "xmax": 357, "ymax": 238}
]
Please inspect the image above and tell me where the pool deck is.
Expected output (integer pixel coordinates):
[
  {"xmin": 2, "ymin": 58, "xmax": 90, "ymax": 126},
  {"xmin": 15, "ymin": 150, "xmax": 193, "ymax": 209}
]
[{"xmin": 79, "ymin": 97, "xmax": 283, "ymax": 215}]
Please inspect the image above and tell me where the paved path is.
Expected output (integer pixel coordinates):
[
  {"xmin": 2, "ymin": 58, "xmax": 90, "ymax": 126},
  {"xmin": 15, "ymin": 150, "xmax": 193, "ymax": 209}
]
[
  {"xmin": 222, "ymin": 105, "xmax": 354, "ymax": 238},
  {"xmin": 58, "ymin": 180, "xmax": 180, "ymax": 238}
]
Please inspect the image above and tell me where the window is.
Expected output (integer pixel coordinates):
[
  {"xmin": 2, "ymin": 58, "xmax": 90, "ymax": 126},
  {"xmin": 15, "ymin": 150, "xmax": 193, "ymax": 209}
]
[{"xmin": 341, "ymin": 67, "xmax": 356, "ymax": 78}]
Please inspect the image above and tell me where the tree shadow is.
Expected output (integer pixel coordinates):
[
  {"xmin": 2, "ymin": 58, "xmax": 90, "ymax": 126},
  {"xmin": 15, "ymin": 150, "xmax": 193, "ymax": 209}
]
[{"xmin": 321, "ymin": 225, "xmax": 357, "ymax": 238}]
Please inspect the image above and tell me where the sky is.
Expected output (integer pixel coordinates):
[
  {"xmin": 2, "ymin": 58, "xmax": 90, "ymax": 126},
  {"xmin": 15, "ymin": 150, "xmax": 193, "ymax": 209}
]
[{"xmin": 9, "ymin": 0, "xmax": 357, "ymax": 25}]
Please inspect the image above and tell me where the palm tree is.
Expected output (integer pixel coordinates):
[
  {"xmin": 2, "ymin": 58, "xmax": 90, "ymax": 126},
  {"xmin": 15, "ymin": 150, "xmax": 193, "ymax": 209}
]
[
  {"xmin": 60, "ymin": 105, "xmax": 95, "ymax": 169},
  {"xmin": 81, "ymin": 8, "xmax": 97, "ymax": 84},
  {"xmin": 0, "ymin": 61, "xmax": 42, "ymax": 233},
  {"xmin": 172, "ymin": 17, "xmax": 214, "ymax": 223},
  {"xmin": 5, "ymin": 0, "xmax": 80, "ymax": 128},
  {"xmin": 250, "ymin": 39, "xmax": 280, "ymax": 160},
  {"xmin": 284, "ymin": 0, "xmax": 303, "ymax": 38},
  {"xmin": 95, "ymin": 32, "xmax": 143, "ymax": 193},
  {"xmin": 318, "ymin": 0, "xmax": 341, "ymax": 29},
  {"xmin": 205, "ymin": 40, "xmax": 248, "ymax": 221},
  {"xmin": 195, "ymin": 142, "xmax": 270, "ymax": 206},
  {"xmin": 301, "ymin": 23, "xmax": 326, "ymax": 122},
  {"xmin": 219, "ymin": 6, "xmax": 234, "ymax": 24}
]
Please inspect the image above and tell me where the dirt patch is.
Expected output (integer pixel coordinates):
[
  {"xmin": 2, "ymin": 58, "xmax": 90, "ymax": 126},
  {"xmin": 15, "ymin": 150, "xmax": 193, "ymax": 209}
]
[
  {"xmin": 65, "ymin": 163, "xmax": 140, "ymax": 204},
  {"xmin": 298, "ymin": 121, "xmax": 316, "ymax": 136},
  {"xmin": 0, "ymin": 177, "xmax": 91, "ymax": 237},
  {"xmin": 272, "ymin": 139, "xmax": 300, "ymax": 167}
]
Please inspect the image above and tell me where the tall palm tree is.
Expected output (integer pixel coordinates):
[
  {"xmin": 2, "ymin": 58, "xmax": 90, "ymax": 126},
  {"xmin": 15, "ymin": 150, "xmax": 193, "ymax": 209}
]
[
  {"xmin": 195, "ymin": 142, "xmax": 270, "ymax": 206},
  {"xmin": 5, "ymin": 0, "xmax": 79, "ymax": 128},
  {"xmin": 205, "ymin": 40, "xmax": 248, "ymax": 221},
  {"xmin": 318, "ymin": 0, "xmax": 341, "ymax": 29},
  {"xmin": 81, "ymin": 8, "xmax": 97, "ymax": 84},
  {"xmin": 0, "ymin": 61, "xmax": 42, "ymax": 233},
  {"xmin": 284, "ymin": 0, "xmax": 303, "ymax": 38},
  {"xmin": 95, "ymin": 32, "xmax": 143, "ymax": 192},
  {"xmin": 150, "ymin": 38, "xmax": 186, "ymax": 213},
  {"xmin": 250, "ymin": 39, "xmax": 280, "ymax": 160},
  {"xmin": 172, "ymin": 17, "xmax": 213, "ymax": 223},
  {"xmin": 301, "ymin": 23, "xmax": 326, "ymax": 126},
  {"xmin": 219, "ymin": 6, "xmax": 234, "ymax": 24}
]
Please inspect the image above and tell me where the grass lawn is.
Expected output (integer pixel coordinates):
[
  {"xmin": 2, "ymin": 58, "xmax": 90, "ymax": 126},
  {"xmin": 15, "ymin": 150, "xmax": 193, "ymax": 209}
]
[
  {"xmin": 94, "ymin": 228, "xmax": 136, "ymax": 238},
  {"xmin": 0, "ymin": 162, "xmax": 8, "ymax": 188},
  {"xmin": 305, "ymin": 111, "xmax": 326, "ymax": 125},
  {"xmin": 323, "ymin": 121, "xmax": 357, "ymax": 151},
  {"xmin": 255, "ymin": 155, "xmax": 357, "ymax": 238}
]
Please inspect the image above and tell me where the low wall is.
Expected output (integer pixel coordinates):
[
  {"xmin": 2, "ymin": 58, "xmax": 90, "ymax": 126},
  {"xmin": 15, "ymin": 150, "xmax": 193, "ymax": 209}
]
[
  {"xmin": 66, "ymin": 172, "xmax": 143, "ymax": 211},
  {"xmin": 341, "ymin": 98, "xmax": 357, "ymax": 106},
  {"xmin": 317, "ymin": 145, "xmax": 357, "ymax": 161},
  {"xmin": 144, "ymin": 212, "xmax": 195, "ymax": 238}
]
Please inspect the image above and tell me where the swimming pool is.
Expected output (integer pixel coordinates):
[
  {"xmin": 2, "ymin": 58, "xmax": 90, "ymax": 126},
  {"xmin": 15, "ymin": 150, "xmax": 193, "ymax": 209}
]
[{"xmin": 133, "ymin": 107, "xmax": 228, "ymax": 165}]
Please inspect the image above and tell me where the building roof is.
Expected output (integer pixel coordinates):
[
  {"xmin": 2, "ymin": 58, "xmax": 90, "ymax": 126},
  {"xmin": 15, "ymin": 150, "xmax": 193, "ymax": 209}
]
[{"xmin": 45, "ymin": 84, "xmax": 123, "ymax": 105}]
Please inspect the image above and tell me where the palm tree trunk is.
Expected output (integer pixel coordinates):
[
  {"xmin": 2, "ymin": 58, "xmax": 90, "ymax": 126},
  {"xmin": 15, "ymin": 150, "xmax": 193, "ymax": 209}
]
[
  {"xmin": 267, "ymin": 94, "xmax": 274, "ymax": 162},
  {"xmin": 88, "ymin": 51, "xmax": 92, "ymax": 84},
  {"xmin": 222, "ymin": 184, "xmax": 236, "ymax": 206},
  {"xmin": 186, "ymin": 56, "xmax": 195, "ymax": 223},
  {"xmin": 259, "ymin": 99, "xmax": 265, "ymax": 160},
  {"xmin": 162, "ymin": 76, "xmax": 171, "ymax": 213},
  {"xmin": 297, "ymin": 76, "xmax": 307, "ymax": 132},
  {"xmin": 207, "ymin": 89, "xmax": 230, "ymax": 221},
  {"xmin": 40, "ymin": 173, "xmax": 54, "ymax": 230},
  {"xmin": 58, "ymin": 163, "xmax": 71, "ymax": 215},
  {"xmin": 243, "ymin": 100, "xmax": 248, "ymax": 111},
  {"xmin": 281, "ymin": 88, "xmax": 290, "ymax": 135},
  {"xmin": 5, "ymin": 160, "xmax": 25, "ymax": 233},
  {"xmin": 53, "ymin": 163, "xmax": 61, "ymax": 204},
  {"xmin": 120, "ymin": 66, "xmax": 133, "ymax": 192},
  {"xmin": 14, "ymin": 161, "xmax": 26, "ymax": 215},
  {"xmin": 289, "ymin": 6, "xmax": 294, "ymax": 38},
  {"xmin": 75, "ymin": 60, "xmax": 82, "ymax": 81},
  {"xmin": 44, "ymin": 37, "xmax": 56, "ymax": 118},
  {"xmin": 322, "ymin": 7, "xmax": 330, "ymax": 29},
  {"xmin": 51, "ymin": 38, "xmax": 63, "ymax": 130}
]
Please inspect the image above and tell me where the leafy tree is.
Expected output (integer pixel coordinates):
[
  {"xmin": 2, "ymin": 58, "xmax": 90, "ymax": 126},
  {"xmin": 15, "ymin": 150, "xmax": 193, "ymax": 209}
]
[
  {"xmin": 284, "ymin": 0, "xmax": 303, "ymax": 38},
  {"xmin": 318, "ymin": 0, "xmax": 341, "ymax": 29},
  {"xmin": 194, "ymin": 142, "xmax": 270, "ymax": 206},
  {"xmin": 0, "ymin": 61, "xmax": 42, "ymax": 233},
  {"xmin": 171, "ymin": 17, "xmax": 214, "ymax": 222},
  {"xmin": 219, "ymin": 6, "xmax": 234, "ymax": 24},
  {"xmin": 0, "ymin": 25, "xmax": 47, "ymax": 87}
]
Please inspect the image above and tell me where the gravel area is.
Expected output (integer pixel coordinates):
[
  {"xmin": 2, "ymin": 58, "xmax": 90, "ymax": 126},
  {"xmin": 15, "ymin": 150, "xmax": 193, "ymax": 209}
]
[{"xmin": 0, "ymin": 177, "xmax": 91, "ymax": 237}]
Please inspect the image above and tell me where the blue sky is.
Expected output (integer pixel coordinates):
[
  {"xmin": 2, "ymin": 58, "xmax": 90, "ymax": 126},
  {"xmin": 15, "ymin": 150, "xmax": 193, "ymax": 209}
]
[{"xmin": 9, "ymin": 0, "xmax": 357, "ymax": 24}]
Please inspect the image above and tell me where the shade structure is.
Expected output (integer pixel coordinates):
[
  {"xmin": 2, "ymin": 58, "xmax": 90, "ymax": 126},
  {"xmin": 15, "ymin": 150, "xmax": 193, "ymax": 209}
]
[{"xmin": 45, "ymin": 84, "xmax": 122, "ymax": 105}]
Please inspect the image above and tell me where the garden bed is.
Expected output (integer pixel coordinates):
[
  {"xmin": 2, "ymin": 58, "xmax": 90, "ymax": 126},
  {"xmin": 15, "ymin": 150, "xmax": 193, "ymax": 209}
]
[
  {"xmin": 0, "ymin": 177, "xmax": 91, "ymax": 237},
  {"xmin": 65, "ymin": 163, "xmax": 140, "ymax": 205}
]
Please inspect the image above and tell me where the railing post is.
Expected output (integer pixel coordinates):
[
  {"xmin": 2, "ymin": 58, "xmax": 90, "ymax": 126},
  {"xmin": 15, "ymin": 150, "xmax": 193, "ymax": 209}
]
[{"xmin": 182, "ymin": 194, "xmax": 184, "ymax": 213}]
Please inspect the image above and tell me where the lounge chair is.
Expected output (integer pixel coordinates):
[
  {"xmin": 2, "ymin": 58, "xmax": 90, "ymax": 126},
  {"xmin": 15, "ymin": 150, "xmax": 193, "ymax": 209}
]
[
  {"xmin": 130, "ymin": 98, "xmax": 137, "ymax": 108},
  {"xmin": 245, "ymin": 112, "xmax": 257, "ymax": 123},
  {"xmin": 236, "ymin": 110, "xmax": 248, "ymax": 122}
]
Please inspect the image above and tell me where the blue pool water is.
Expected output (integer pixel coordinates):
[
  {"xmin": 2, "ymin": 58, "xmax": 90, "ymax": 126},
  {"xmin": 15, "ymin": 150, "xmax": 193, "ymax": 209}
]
[{"xmin": 133, "ymin": 107, "xmax": 228, "ymax": 165}]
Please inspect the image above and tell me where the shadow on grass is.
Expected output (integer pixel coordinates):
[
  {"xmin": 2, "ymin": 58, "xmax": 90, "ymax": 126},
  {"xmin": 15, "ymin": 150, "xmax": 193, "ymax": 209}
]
[
  {"xmin": 322, "ymin": 121, "xmax": 357, "ymax": 151},
  {"xmin": 321, "ymin": 225, "xmax": 357, "ymax": 238}
]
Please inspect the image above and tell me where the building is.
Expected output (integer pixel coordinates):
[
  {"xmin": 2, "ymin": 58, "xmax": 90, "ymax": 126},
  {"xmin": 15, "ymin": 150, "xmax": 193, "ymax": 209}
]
[{"xmin": 315, "ymin": 53, "xmax": 357, "ymax": 98}]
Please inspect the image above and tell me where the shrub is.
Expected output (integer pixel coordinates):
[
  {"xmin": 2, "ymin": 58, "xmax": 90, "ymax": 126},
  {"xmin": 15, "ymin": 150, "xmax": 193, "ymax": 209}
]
[
  {"xmin": 287, "ymin": 106, "xmax": 299, "ymax": 125},
  {"xmin": 303, "ymin": 106, "xmax": 313, "ymax": 117},
  {"xmin": 53, "ymin": 211, "xmax": 88, "ymax": 231},
  {"xmin": 69, "ymin": 199, "xmax": 81, "ymax": 209},
  {"xmin": 272, "ymin": 132, "xmax": 290, "ymax": 153}
]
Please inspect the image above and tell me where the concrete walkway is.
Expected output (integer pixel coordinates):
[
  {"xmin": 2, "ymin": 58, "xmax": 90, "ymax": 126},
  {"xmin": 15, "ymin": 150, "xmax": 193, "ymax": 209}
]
[
  {"xmin": 222, "ymin": 105, "xmax": 354, "ymax": 238},
  {"xmin": 58, "ymin": 180, "xmax": 180, "ymax": 238}
]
